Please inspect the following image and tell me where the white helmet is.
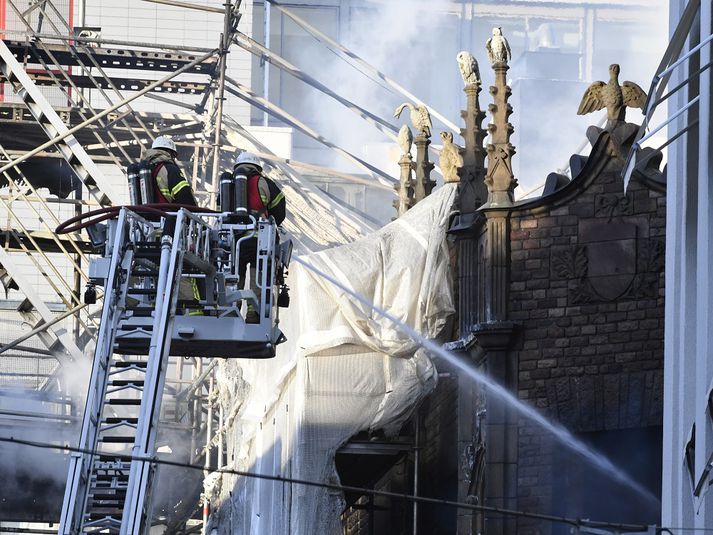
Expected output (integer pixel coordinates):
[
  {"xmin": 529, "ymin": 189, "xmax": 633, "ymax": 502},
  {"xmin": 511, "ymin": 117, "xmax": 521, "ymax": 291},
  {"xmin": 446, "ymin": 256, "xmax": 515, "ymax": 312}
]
[
  {"xmin": 234, "ymin": 151, "xmax": 262, "ymax": 170},
  {"xmin": 152, "ymin": 135, "xmax": 177, "ymax": 153}
]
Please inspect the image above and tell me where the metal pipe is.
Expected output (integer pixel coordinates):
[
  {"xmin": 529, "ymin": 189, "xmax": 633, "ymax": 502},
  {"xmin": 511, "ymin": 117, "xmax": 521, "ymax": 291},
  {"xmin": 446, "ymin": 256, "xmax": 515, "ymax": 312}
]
[
  {"xmin": 142, "ymin": 0, "xmax": 224, "ymax": 13},
  {"xmin": 249, "ymin": 151, "xmax": 395, "ymax": 191},
  {"xmin": 658, "ymin": 30, "xmax": 713, "ymax": 81},
  {"xmin": 262, "ymin": 1, "xmax": 271, "ymax": 127},
  {"xmin": 638, "ymin": 95, "xmax": 700, "ymax": 145},
  {"xmin": 0, "ymin": 48, "xmax": 217, "ymax": 177},
  {"xmin": 210, "ymin": 2, "xmax": 234, "ymax": 207},
  {"xmin": 413, "ymin": 412, "xmax": 420, "ymax": 535},
  {"xmin": 224, "ymin": 76, "xmax": 396, "ymax": 186},
  {"xmin": 203, "ymin": 375, "xmax": 215, "ymax": 535},
  {"xmin": 78, "ymin": 0, "xmax": 86, "ymax": 26},
  {"xmin": 265, "ymin": 0, "xmax": 459, "ymax": 134},
  {"xmin": 234, "ymin": 32, "xmax": 399, "ymax": 138},
  {"xmin": 0, "ymin": 407, "xmax": 79, "ymax": 421},
  {"xmin": 0, "ymin": 29, "xmax": 216, "ymax": 53}
]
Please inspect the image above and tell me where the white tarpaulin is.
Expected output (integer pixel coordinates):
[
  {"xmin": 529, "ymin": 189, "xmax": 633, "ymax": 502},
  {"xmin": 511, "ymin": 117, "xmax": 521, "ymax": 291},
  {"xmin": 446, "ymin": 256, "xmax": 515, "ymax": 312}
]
[{"xmin": 209, "ymin": 183, "xmax": 457, "ymax": 534}]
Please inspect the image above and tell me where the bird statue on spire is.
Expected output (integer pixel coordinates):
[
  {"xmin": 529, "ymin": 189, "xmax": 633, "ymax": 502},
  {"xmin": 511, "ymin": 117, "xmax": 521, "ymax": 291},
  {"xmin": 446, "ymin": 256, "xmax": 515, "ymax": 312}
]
[
  {"xmin": 397, "ymin": 125, "xmax": 413, "ymax": 157},
  {"xmin": 394, "ymin": 103, "xmax": 432, "ymax": 138},
  {"xmin": 439, "ymin": 131, "xmax": 464, "ymax": 183},
  {"xmin": 577, "ymin": 64, "xmax": 647, "ymax": 129},
  {"xmin": 457, "ymin": 51, "xmax": 480, "ymax": 86},
  {"xmin": 486, "ymin": 27, "xmax": 511, "ymax": 65}
]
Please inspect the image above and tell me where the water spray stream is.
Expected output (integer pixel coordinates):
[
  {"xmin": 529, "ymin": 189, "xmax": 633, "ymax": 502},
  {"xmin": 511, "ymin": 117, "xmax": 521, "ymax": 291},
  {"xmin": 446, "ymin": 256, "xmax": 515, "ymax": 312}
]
[{"xmin": 292, "ymin": 254, "xmax": 661, "ymax": 507}]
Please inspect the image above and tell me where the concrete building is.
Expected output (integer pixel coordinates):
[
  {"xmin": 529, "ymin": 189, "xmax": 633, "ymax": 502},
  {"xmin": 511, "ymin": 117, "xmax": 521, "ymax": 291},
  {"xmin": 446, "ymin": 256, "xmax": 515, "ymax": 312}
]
[{"xmin": 661, "ymin": 0, "xmax": 713, "ymax": 529}]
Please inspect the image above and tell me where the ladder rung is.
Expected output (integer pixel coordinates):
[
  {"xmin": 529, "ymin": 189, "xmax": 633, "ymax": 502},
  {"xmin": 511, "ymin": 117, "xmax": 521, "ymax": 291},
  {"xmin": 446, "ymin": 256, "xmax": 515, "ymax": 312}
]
[
  {"xmin": 105, "ymin": 398, "xmax": 142, "ymax": 406},
  {"xmin": 101, "ymin": 416, "xmax": 140, "ymax": 424},
  {"xmin": 99, "ymin": 436, "xmax": 136, "ymax": 443},
  {"xmin": 126, "ymin": 288, "xmax": 157, "ymax": 295},
  {"xmin": 112, "ymin": 361, "xmax": 148, "ymax": 369},
  {"xmin": 108, "ymin": 379, "xmax": 145, "ymax": 387}
]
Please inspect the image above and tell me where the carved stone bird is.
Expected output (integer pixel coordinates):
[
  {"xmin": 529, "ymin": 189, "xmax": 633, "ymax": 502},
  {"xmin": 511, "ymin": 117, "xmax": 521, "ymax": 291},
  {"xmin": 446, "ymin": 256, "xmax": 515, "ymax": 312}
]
[
  {"xmin": 577, "ymin": 64, "xmax": 647, "ymax": 128},
  {"xmin": 486, "ymin": 27, "xmax": 511, "ymax": 65},
  {"xmin": 457, "ymin": 51, "xmax": 480, "ymax": 86},
  {"xmin": 397, "ymin": 125, "xmax": 413, "ymax": 156},
  {"xmin": 394, "ymin": 103, "xmax": 432, "ymax": 138},
  {"xmin": 439, "ymin": 131, "xmax": 464, "ymax": 183}
]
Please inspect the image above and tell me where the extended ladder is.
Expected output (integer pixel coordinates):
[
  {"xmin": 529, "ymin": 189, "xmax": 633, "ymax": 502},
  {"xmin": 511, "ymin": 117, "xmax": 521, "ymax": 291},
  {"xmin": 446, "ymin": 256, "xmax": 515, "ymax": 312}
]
[{"xmin": 59, "ymin": 206, "xmax": 288, "ymax": 533}]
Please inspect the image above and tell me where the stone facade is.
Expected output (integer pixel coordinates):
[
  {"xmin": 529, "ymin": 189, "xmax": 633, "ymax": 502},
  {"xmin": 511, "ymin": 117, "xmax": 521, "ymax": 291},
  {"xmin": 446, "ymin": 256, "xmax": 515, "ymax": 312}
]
[{"xmin": 505, "ymin": 132, "xmax": 665, "ymax": 532}]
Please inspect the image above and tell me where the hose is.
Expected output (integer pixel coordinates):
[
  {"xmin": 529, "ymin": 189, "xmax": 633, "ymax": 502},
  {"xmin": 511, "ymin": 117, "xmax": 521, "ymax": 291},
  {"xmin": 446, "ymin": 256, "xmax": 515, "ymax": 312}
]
[{"xmin": 55, "ymin": 204, "xmax": 219, "ymax": 235}]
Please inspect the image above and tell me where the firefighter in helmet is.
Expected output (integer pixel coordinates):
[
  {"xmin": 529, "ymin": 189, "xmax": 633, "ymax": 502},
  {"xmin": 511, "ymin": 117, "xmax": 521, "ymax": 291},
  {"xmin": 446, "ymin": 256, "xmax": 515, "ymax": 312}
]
[
  {"xmin": 234, "ymin": 152, "xmax": 286, "ymax": 323},
  {"xmin": 143, "ymin": 135, "xmax": 198, "ymax": 206}
]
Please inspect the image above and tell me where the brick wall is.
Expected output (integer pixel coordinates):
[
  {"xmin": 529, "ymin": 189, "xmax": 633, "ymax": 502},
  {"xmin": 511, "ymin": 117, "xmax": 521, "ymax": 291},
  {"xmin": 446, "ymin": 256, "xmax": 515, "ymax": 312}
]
[{"xmin": 507, "ymin": 154, "xmax": 665, "ymax": 532}]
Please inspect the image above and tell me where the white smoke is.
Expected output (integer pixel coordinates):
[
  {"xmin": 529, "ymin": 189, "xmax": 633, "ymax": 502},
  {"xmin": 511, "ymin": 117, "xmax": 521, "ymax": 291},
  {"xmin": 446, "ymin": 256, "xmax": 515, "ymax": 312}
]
[{"xmin": 270, "ymin": 0, "xmax": 670, "ymax": 199}]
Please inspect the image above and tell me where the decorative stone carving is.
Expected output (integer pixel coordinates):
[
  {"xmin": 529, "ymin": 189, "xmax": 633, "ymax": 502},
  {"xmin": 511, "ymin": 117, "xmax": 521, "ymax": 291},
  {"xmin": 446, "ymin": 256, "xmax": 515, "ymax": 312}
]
[
  {"xmin": 393, "ymin": 126, "xmax": 414, "ymax": 217},
  {"xmin": 456, "ymin": 52, "xmax": 488, "ymax": 212},
  {"xmin": 577, "ymin": 64, "xmax": 647, "ymax": 130},
  {"xmin": 413, "ymin": 134, "xmax": 435, "ymax": 202},
  {"xmin": 485, "ymin": 27, "xmax": 511, "ymax": 66},
  {"xmin": 393, "ymin": 107, "xmax": 434, "ymax": 212},
  {"xmin": 484, "ymin": 35, "xmax": 517, "ymax": 207},
  {"xmin": 457, "ymin": 50, "xmax": 481, "ymax": 87},
  {"xmin": 394, "ymin": 102, "xmax": 432, "ymax": 138},
  {"xmin": 397, "ymin": 124, "xmax": 413, "ymax": 157},
  {"xmin": 439, "ymin": 131, "xmax": 464, "ymax": 184},
  {"xmin": 551, "ymin": 227, "xmax": 664, "ymax": 304}
]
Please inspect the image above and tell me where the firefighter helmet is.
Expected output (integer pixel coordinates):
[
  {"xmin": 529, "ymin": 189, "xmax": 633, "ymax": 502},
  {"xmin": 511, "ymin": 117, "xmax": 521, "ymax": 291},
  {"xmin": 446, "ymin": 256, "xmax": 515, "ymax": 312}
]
[
  {"xmin": 152, "ymin": 135, "xmax": 177, "ymax": 154},
  {"xmin": 234, "ymin": 152, "xmax": 262, "ymax": 171}
]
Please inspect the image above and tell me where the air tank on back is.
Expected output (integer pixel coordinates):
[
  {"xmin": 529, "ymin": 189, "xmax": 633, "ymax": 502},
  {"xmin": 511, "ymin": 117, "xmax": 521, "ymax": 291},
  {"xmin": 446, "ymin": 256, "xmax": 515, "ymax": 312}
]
[
  {"xmin": 138, "ymin": 161, "xmax": 156, "ymax": 204},
  {"xmin": 232, "ymin": 165, "xmax": 249, "ymax": 216},
  {"xmin": 126, "ymin": 163, "xmax": 141, "ymax": 205},
  {"xmin": 218, "ymin": 171, "xmax": 235, "ymax": 213}
]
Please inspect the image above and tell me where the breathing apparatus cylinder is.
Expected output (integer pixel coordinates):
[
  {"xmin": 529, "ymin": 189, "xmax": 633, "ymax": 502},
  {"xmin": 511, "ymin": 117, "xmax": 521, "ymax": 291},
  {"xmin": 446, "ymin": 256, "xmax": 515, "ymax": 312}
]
[
  {"xmin": 218, "ymin": 171, "xmax": 235, "ymax": 213},
  {"xmin": 233, "ymin": 168, "xmax": 248, "ymax": 216},
  {"xmin": 138, "ymin": 162, "xmax": 156, "ymax": 204},
  {"xmin": 126, "ymin": 163, "xmax": 141, "ymax": 205}
]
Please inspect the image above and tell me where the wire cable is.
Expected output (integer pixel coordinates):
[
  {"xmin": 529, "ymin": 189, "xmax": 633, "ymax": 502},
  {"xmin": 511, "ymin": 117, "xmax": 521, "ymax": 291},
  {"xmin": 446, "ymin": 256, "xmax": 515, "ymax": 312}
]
[{"xmin": 0, "ymin": 434, "xmax": 662, "ymax": 532}]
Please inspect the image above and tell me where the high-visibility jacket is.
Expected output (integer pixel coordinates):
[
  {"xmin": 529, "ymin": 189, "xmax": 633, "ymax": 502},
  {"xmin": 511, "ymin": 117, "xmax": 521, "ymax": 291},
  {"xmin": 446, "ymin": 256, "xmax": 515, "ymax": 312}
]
[
  {"xmin": 142, "ymin": 148, "xmax": 197, "ymax": 206},
  {"xmin": 245, "ymin": 171, "xmax": 286, "ymax": 225}
]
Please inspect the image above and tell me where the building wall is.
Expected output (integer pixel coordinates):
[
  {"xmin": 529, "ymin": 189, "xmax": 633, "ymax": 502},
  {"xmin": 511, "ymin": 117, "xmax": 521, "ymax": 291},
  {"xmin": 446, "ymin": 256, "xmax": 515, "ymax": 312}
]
[
  {"xmin": 506, "ymin": 142, "xmax": 666, "ymax": 531},
  {"xmin": 662, "ymin": 0, "xmax": 713, "ymax": 528}
]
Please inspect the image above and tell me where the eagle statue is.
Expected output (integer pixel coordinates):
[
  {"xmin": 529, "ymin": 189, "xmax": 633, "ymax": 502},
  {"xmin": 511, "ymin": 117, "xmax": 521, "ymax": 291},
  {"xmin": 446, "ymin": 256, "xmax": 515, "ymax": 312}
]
[
  {"xmin": 486, "ymin": 27, "xmax": 511, "ymax": 65},
  {"xmin": 439, "ymin": 132, "xmax": 464, "ymax": 183},
  {"xmin": 397, "ymin": 125, "xmax": 414, "ymax": 157},
  {"xmin": 457, "ymin": 51, "xmax": 480, "ymax": 86},
  {"xmin": 394, "ymin": 103, "xmax": 432, "ymax": 139},
  {"xmin": 577, "ymin": 64, "xmax": 647, "ymax": 128}
]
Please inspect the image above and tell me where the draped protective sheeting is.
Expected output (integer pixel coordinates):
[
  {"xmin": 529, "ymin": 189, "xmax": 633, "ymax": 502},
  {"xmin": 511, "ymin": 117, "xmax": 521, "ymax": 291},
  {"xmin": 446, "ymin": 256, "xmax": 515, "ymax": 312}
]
[{"xmin": 209, "ymin": 184, "xmax": 457, "ymax": 534}]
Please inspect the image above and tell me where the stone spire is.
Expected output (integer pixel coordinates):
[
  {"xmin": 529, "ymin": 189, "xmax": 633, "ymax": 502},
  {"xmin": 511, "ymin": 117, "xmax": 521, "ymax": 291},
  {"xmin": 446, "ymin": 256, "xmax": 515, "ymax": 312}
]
[
  {"xmin": 456, "ymin": 51, "xmax": 488, "ymax": 212},
  {"xmin": 484, "ymin": 29, "xmax": 517, "ymax": 207},
  {"xmin": 413, "ymin": 132, "xmax": 436, "ymax": 202},
  {"xmin": 393, "ymin": 104, "xmax": 435, "ymax": 210},
  {"xmin": 393, "ymin": 125, "xmax": 414, "ymax": 217}
]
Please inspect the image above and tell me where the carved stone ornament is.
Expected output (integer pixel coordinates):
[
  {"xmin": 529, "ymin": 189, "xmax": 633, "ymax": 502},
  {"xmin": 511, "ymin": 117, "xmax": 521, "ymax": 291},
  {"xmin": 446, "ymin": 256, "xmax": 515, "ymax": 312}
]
[
  {"xmin": 394, "ymin": 103, "xmax": 432, "ymax": 138},
  {"xmin": 439, "ymin": 131, "xmax": 464, "ymax": 183},
  {"xmin": 551, "ymin": 222, "xmax": 663, "ymax": 304},
  {"xmin": 397, "ymin": 124, "xmax": 414, "ymax": 157},
  {"xmin": 577, "ymin": 64, "xmax": 647, "ymax": 129},
  {"xmin": 485, "ymin": 27, "xmax": 511, "ymax": 66},
  {"xmin": 457, "ymin": 50, "xmax": 481, "ymax": 86}
]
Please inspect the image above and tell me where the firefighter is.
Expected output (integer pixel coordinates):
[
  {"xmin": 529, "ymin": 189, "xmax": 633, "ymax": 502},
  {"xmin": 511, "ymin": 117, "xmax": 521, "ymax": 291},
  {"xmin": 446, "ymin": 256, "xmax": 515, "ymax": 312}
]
[
  {"xmin": 143, "ymin": 135, "xmax": 198, "ymax": 206},
  {"xmin": 142, "ymin": 135, "xmax": 203, "ymax": 314},
  {"xmin": 234, "ymin": 152, "xmax": 286, "ymax": 323}
]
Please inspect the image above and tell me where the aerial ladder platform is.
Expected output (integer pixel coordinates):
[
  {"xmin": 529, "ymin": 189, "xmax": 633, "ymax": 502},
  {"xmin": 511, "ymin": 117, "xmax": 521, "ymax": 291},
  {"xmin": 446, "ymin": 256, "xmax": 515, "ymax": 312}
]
[{"xmin": 56, "ymin": 165, "xmax": 291, "ymax": 534}]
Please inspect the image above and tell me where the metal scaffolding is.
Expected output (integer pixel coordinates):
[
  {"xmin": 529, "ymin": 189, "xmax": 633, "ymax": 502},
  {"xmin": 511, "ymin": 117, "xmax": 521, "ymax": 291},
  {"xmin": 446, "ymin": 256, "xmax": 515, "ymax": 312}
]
[{"xmin": 0, "ymin": 1, "xmax": 242, "ymax": 531}]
